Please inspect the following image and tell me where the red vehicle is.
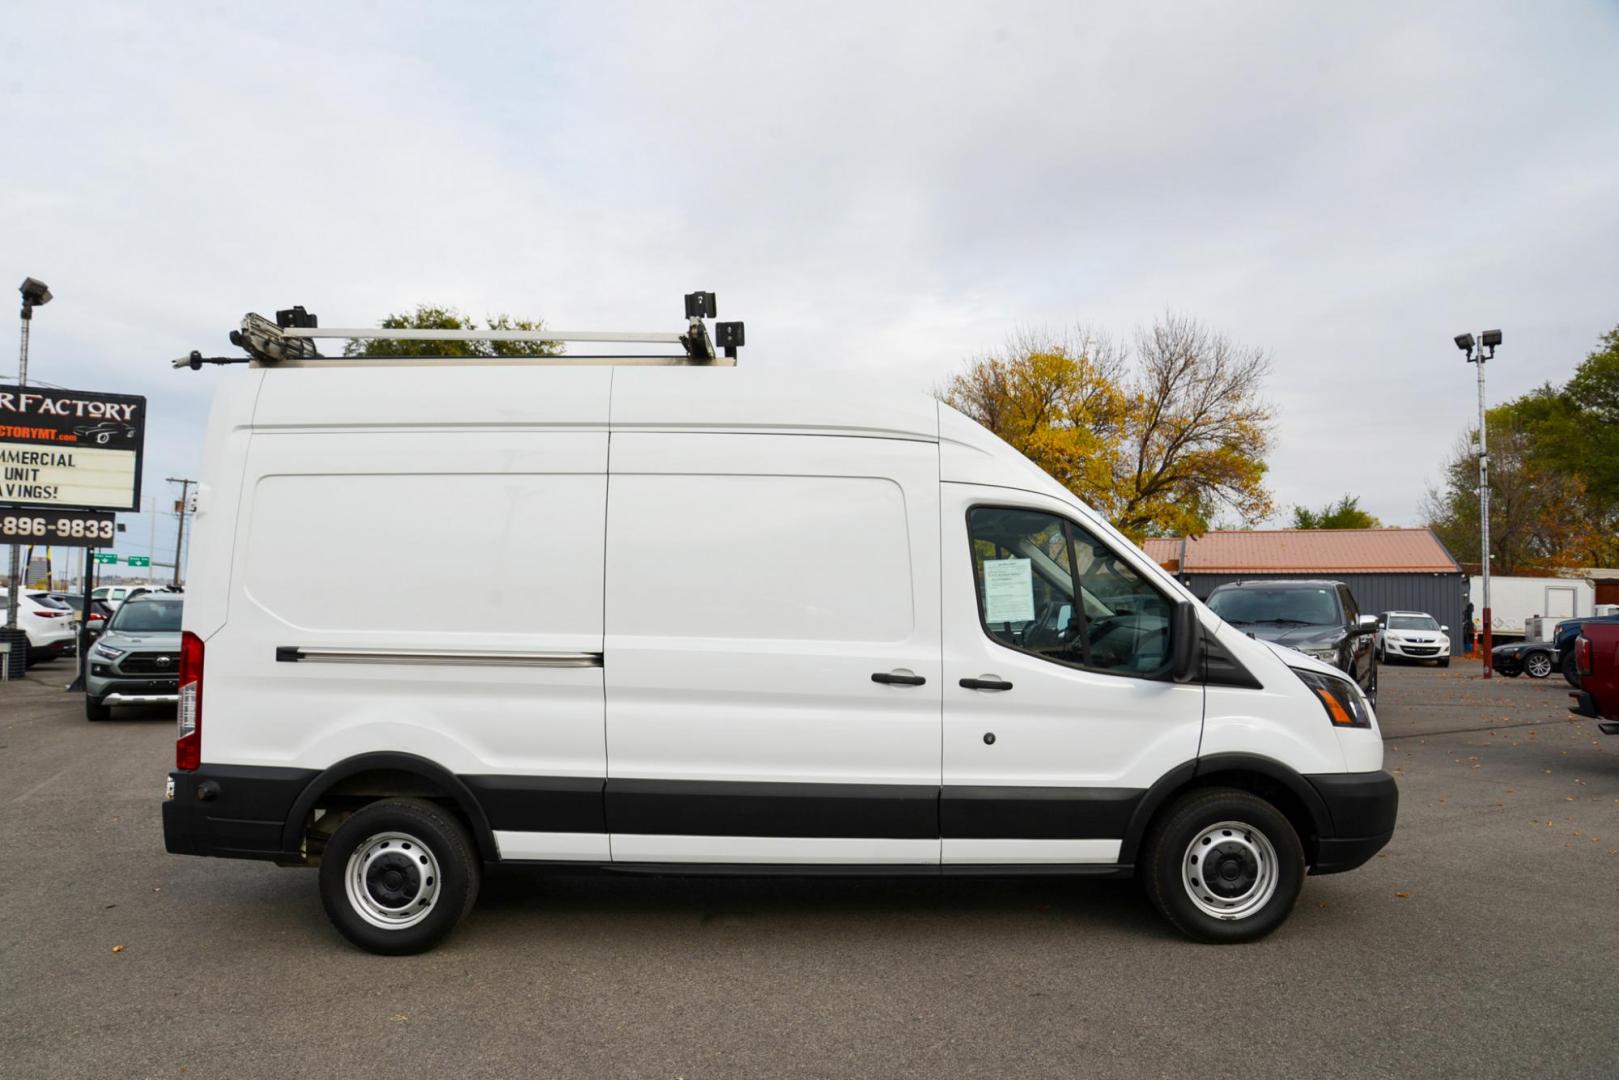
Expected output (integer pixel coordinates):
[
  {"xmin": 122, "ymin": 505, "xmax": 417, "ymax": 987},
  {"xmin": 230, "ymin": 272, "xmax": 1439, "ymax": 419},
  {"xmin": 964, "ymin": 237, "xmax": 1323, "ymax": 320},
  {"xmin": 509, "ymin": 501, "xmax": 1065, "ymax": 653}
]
[{"xmin": 1570, "ymin": 623, "xmax": 1619, "ymax": 732}]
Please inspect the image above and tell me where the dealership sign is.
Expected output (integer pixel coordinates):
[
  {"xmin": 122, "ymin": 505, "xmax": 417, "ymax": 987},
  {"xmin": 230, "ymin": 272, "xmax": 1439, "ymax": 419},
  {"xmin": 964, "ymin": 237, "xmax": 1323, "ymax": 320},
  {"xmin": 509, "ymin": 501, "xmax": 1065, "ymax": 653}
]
[{"xmin": 0, "ymin": 385, "xmax": 146, "ymax": 512}]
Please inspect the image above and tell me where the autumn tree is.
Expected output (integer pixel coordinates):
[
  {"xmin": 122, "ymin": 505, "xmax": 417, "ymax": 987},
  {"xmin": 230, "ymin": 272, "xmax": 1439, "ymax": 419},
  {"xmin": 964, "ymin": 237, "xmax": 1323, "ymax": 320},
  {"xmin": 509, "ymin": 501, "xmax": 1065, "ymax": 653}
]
[
  {"xmin": 343, "ymin": 305, "xmax": 561, "ymax": 358},
  {"xmin": 941, "ymin": 314, "xmax": 1274, "ymax": 539},
  {"xmin": 1292, "ymin": 494, "xmax": 1380, "ymax": 530},
  {"xmin": 1423, "ymin": 416, "xmax": 1610, "ymax": 571}
]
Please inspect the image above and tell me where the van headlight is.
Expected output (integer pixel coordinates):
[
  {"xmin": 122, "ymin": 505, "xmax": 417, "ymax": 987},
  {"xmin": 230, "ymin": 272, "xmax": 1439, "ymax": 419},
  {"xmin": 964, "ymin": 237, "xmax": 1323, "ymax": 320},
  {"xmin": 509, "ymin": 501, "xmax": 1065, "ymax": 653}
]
[{"xmin": 1292, "ymin": 668, "xmax": 1373, "ymax": 729}]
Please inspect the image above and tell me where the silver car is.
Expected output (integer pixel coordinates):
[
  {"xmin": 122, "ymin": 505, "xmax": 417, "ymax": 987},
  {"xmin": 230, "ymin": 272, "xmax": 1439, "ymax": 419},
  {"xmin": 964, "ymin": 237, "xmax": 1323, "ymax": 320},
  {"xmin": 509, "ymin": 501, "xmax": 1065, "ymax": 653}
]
[{"xmin": 85, "ymin": 594, "xmax": 184, "ymax": 721}]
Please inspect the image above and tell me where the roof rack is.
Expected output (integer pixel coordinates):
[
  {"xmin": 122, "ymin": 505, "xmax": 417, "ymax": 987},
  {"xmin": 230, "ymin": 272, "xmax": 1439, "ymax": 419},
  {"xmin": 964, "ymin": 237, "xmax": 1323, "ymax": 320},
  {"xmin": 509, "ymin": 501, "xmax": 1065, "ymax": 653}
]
[{"xmin": 174, "ymin": 290, "xmax": 745, "ymax": 370}]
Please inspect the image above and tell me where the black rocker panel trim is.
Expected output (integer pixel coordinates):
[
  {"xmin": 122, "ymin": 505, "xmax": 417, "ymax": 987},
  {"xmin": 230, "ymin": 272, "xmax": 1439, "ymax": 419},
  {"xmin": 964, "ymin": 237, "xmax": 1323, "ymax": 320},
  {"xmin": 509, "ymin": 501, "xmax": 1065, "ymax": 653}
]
[
  {"xmin": 605, "ymin": 779, "xmax": 939, "ymax": 839},
  {"xmin": 502, "ymin": 861, "xmax": 1132, "ymax": 879},
  {"xmin": 939, "ymin": 785, "xmax": 1144, "ymax": 839},
  {"xmin": 462, "ymin": 774, "xmax": 604, "ymax": 834}
]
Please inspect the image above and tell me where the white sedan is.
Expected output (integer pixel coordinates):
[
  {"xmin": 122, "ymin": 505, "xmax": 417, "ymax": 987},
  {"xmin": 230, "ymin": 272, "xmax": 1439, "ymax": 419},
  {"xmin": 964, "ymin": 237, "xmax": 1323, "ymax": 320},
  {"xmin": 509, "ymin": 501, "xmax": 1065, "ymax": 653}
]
[{"xmin": 1376, "ymin": 611, "xmax": 1451, "ymax": 667}]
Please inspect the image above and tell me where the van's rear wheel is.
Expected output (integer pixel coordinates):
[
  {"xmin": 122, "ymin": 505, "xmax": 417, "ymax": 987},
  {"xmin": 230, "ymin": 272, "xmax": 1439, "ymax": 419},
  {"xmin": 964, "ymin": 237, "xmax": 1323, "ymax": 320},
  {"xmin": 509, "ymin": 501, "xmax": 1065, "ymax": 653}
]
[
  {"xmin": 1142, "ymin": 788, "xmax": 1304, "ymax": 943},
  {"xmin": 318, "ymin": 798, "xmax": 479, "ymax": 955}
]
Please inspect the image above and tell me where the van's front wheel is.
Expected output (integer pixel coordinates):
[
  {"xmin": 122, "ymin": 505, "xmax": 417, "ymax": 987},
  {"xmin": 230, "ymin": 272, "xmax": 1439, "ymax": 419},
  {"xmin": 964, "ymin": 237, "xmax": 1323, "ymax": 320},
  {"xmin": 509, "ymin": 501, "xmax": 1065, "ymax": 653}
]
[
  {"xmin": 318, "ymin": 798, "xmax": 480, "ymax": 955},
  {"xmin": 1142, "ymin": 788, "xmax": 1304, "ymax": 944}
]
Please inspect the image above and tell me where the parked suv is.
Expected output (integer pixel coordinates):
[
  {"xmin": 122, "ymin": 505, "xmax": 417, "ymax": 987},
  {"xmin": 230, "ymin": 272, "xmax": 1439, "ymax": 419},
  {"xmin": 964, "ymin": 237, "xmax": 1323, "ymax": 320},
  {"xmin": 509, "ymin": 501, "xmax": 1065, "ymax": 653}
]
[
  {"xmin": 86, "ymin": 593, "xmax": 184, "ymax": 721},
  {"xmin": 1375, "ymin": 611, "xmax": 1451, "ymax": 667},
  {"xmin": 1205, "ymin": 580, "xmax": 1379, "ymax": 703},
  {"xmin": 0, "ymin": 591, "xmax": 78, "ymax": 664}
]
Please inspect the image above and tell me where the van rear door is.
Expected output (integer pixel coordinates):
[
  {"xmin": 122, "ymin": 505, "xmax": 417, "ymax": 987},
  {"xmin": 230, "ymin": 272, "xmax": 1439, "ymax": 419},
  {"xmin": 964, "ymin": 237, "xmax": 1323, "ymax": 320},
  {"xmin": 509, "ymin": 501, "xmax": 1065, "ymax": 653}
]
[{"xmin": 217, "ymin": 367, "xmax": 613, "ymax": 862}]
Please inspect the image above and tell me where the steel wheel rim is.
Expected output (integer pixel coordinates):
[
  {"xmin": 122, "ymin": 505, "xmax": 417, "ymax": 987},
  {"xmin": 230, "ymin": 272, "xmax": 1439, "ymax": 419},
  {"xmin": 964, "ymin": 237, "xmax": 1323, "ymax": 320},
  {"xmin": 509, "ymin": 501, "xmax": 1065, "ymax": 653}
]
[
  {"xmin": 1182, "ymin": 820, "xmax": 1279, "ymax": 921},
  {"xmin": 1526, "ymin": 653, "xmax": 1552, "ymax": 678},
  {"xmin": 345, "ymin": 830, "xmax": 442, "ymax": 930}
]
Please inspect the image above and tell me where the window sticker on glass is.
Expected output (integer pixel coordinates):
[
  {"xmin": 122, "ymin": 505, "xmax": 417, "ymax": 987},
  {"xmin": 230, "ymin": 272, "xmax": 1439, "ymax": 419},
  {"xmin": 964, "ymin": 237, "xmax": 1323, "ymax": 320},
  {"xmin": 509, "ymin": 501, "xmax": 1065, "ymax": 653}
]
[{"xmin": 982, "ymin": 558, "xmax": 1035, "ymax": 623}]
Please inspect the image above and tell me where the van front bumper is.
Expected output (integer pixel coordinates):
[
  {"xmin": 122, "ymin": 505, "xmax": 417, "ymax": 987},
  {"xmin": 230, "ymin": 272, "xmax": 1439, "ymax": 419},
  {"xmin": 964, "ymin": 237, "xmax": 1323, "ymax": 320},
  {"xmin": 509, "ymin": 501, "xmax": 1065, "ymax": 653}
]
[{"xmin": 1304, "ymin": 770, "xmax": 1399, "ymax": 874}]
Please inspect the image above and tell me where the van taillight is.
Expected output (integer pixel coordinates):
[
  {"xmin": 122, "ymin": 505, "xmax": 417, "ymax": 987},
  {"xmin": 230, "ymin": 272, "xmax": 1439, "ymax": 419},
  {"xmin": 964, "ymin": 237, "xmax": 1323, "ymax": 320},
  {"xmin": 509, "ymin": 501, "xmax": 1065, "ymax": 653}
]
[
  {"xmin": 177, "ymin": 631, "xmax": 204, "ymax": 771},
  {"xmin": 1575, "ymin": 636, "xmax": 1592, "ymax": 677}
]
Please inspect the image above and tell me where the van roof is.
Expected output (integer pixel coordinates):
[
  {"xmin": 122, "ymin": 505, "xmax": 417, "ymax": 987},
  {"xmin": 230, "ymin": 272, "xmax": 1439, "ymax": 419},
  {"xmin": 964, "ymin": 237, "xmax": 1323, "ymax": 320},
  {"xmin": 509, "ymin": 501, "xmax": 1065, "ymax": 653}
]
[{"xmin": 238, "ymin": 363, "xmax": 1090, "ymax": 511}]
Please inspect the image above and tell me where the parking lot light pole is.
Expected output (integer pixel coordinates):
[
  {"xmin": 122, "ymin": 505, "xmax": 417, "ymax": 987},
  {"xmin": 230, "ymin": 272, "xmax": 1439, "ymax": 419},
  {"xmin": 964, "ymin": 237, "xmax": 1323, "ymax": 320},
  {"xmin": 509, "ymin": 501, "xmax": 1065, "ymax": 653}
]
[
  {"xmin": 1455, "ymin": 330, "xmax": 1502, "ymax": 678},
  {"xmin": 6, "ymin": 278, "xmax": 53, "ymax": 634}
]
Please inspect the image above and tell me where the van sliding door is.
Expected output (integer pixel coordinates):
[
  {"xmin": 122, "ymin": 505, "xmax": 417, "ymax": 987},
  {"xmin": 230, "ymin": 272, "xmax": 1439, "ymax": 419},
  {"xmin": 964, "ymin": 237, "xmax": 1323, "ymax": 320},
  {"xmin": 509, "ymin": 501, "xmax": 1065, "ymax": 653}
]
[{"xmin": 603, "ymin": 432, "xmax": 943, "ymax": 865}]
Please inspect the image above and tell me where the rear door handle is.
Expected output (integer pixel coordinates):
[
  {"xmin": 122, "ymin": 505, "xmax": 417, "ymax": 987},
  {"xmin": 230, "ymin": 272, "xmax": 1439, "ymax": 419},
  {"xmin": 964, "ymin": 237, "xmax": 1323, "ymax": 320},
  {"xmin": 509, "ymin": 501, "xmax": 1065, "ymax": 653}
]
[
  {"xmin": 871, "ymin": 671, "xmax": 927, "ymax": 686},
  {"xmin": 959, "ymin": 677, "xmax": 1013, "ymax": 691}
]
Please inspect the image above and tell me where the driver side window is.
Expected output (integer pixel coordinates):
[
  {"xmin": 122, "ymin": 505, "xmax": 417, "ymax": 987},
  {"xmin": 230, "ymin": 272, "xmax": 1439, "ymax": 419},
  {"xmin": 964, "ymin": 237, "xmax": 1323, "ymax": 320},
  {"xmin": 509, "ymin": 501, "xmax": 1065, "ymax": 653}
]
[{"xmin": 967, "ymin": 506, "xmax": 1172, "ymax": 676}]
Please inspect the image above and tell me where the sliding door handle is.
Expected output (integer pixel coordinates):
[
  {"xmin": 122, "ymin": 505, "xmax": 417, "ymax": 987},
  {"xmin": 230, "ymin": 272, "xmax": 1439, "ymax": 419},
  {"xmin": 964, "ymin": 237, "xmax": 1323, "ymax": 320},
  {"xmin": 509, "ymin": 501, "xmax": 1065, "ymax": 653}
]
[
  {"xmin": 871, "ymin": 671, "xmax": 927, "ymax": 686},
  {"xmin": 959, "ymin": 677, "xmax": 1013, "ymax": 692}
]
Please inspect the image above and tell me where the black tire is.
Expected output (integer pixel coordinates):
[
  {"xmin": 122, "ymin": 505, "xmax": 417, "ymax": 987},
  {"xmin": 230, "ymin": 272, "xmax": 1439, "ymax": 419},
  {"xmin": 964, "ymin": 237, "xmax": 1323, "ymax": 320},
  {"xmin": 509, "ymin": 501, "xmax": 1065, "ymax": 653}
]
[
  {"xmin": 318, "ymin": 798, "xmax": 480, "ymax": 955},
  {"xmin": 1141, "ymin": 787, "xmax": 1305, "ymax": 944},
  {"xmin": 1524, "ymin": 650, "xmax": 1554, "ymax": 679},
  {"xmin": 85, "ymin": 696, "xmax": 112, "ymax": 722},
  {"xmin": 1562, "ymin": 652, "xmax": 1580, "ymax": 687},
  {"xmin": 1438, "ymin": 656, "xmax": 1450, "ymax": 669}
]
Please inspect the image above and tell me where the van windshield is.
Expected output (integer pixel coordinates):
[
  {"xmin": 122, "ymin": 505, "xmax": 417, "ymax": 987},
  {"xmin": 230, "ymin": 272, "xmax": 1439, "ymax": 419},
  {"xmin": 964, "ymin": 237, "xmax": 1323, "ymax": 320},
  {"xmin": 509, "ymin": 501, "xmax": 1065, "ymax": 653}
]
[
  {"xmin": 108, "ymin": 598, "xmax": 183, "ymax": 633},
  {"xmin": 1207, "ymin": 587, "xmax": 1340, "ymax": 627}
]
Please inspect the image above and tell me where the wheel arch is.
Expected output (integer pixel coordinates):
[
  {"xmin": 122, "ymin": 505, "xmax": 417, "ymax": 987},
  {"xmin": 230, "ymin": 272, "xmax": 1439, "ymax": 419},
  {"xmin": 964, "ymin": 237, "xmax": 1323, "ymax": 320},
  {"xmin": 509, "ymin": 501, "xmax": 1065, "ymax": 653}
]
[
  {"xmin": 1120, "ymin": 753, "xmax": 1332, "ymax": 868},
  {"xmin": 280, "ymin": 751, "xmax": 499, "ymax": 862}
]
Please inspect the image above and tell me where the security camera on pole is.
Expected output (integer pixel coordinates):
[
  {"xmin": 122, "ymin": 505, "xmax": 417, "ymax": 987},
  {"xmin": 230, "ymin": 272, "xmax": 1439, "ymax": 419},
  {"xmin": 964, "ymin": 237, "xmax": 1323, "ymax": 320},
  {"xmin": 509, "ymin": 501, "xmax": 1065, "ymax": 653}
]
[{"xmin": 1454, "ymin": 329, "xmax": 1502, "ymax": 678}]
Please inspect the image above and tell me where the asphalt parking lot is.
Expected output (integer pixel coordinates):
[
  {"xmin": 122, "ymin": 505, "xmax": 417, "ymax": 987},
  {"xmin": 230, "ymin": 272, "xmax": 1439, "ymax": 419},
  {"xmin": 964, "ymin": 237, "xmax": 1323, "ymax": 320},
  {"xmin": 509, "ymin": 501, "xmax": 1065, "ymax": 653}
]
[{"xmin": 2, "ymin": 659, "xmax": 1617, "ymax": 1079}]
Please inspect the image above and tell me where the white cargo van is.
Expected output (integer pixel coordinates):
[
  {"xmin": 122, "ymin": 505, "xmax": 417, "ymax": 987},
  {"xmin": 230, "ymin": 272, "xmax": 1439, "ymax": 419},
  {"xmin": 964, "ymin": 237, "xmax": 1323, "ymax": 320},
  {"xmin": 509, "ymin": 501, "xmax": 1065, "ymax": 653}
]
[{"xmin": 164, "ymin": 306, "xmax": 1396, "ymax": 954}]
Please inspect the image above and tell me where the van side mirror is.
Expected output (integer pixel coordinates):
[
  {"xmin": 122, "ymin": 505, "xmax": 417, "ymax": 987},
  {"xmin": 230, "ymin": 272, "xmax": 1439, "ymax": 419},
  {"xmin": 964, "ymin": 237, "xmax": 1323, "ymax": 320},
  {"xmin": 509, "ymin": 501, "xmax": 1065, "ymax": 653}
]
[{"xmin": 1170, "ymin": 600, "xmax": 1200, "ymax": 683}]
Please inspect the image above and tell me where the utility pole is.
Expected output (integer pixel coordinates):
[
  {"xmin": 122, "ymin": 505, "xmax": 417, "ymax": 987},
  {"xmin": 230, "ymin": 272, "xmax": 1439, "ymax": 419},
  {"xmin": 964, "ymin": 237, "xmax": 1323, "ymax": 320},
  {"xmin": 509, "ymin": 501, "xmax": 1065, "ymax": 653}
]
[
  {"xmin": 167, "ymin": 478, "xmax": 196, "ymax": 587},
  {"xmin": 1454, "ymin": 330, "xmax": 1502, "ymax": 678}
]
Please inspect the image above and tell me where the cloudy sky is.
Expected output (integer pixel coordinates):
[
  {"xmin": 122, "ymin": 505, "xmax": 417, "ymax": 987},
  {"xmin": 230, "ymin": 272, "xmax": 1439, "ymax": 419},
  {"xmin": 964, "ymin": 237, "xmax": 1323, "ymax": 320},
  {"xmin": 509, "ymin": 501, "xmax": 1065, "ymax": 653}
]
[{"xmin": 4, "ymin": 1, "xmax": 1617, "ymax": 571}]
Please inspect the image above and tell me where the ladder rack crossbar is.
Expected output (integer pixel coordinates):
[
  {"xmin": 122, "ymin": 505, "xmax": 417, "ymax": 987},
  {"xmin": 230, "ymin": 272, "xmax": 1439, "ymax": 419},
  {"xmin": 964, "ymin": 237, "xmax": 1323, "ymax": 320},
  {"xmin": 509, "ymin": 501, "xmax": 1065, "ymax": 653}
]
[{"xmin": 281, "ymin": 327, "xmax": 682, "ymax": 344}]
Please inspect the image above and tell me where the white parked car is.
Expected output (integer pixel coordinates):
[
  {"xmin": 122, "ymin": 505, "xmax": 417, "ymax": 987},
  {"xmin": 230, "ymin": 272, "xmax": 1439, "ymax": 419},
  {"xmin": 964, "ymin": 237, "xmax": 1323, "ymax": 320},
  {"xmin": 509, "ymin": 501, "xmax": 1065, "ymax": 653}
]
[
  {"xmin": 1376, "ymin": 611, "xmax": 1451, "ymax": 667},
  {"xmin": 0, "ymin": 591, "xmax": 79, "ymax": 663},
  {"xmin": 163, "ymin": 320, "xmax": 1397, "ymax": 955},
  {"xmin": 91, "ymin": 584, "xmax": 154, "ymax": 612}
]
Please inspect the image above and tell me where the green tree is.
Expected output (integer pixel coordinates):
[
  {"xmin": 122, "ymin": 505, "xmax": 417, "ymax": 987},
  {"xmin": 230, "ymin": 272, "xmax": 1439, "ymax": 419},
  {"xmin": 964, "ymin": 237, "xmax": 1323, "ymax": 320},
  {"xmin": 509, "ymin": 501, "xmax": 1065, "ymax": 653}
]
[
  {"xmin": 1563, "ymin": 326, "xmax": 1619, "ymax": 507},
  {"xmin": 1423, "ymin": 325, "xmax": 1619, "ymax": 570},
  {"xmin": 941, "ymin": 314, "xmax": 1275, "ymax": 539},
  {"xmin": 1291, "ymin": 495, "xmax": 1380, "ymax": 530},
  {"xmin": 343, "ymin": 304, "xmax": 561, "ymax": 358}
]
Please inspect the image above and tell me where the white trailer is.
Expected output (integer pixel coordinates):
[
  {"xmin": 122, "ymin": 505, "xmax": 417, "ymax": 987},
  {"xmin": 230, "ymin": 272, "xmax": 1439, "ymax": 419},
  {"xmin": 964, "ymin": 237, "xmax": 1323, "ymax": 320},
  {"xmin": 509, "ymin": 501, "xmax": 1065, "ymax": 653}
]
[{"xmin": 1470, "ymin": 575, "xmax": 1594, "ymax": 640}]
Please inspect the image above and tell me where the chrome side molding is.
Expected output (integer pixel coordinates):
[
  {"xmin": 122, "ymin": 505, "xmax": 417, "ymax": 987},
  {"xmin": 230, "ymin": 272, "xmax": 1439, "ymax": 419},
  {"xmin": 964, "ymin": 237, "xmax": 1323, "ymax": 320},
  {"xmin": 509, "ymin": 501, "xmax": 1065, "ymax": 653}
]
[{"xmin": 274, "ymin": 647, "xmax": 603, "ymax": 669}]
